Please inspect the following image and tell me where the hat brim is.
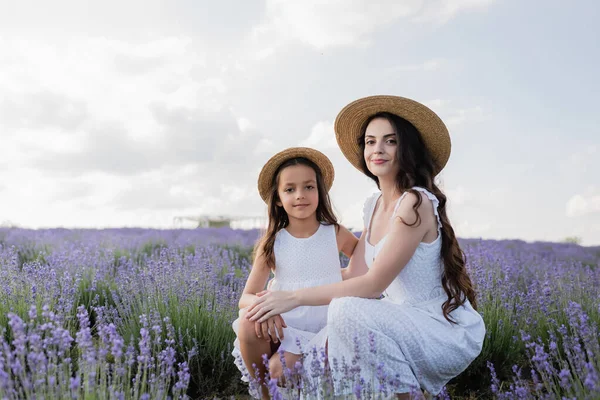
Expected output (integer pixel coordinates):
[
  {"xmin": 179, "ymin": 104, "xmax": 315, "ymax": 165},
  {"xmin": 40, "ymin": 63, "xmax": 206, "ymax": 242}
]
[
  {"xmin": 257, "ymin": 147, "xmax": 335, "ymax": 203},
  {"xmin": 334, "ymin": 95, "xmax": 451, "ymax": 176}
]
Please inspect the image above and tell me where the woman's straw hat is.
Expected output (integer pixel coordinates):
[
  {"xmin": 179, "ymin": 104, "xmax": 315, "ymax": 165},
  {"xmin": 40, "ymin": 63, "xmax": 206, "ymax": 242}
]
[
  {"xmin": 334, "ymin": 95, "xmax": 451, "ymax": 175},
  {"xmin": 257, "ymin": 147, "xmax": 335, "ymax": 203}
]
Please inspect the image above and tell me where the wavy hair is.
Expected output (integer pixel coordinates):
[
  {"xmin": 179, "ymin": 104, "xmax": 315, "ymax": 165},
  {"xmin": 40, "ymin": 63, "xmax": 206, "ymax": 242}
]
[{"xmin": 358, "ymin": 112, "xmax": 477, "ymax": 323}]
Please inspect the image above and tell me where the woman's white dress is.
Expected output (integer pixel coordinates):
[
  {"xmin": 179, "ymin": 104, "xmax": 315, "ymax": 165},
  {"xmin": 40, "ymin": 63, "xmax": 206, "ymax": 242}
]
[{"xmin": 326, "ymin": 187, "xmax": 485, "ymax": 396}]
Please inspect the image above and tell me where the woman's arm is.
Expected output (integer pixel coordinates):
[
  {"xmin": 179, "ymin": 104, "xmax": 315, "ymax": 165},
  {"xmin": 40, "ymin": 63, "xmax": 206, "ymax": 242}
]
[{"xmin": 247, "ymin": 193, "xmax": 435, "ymax": 322}]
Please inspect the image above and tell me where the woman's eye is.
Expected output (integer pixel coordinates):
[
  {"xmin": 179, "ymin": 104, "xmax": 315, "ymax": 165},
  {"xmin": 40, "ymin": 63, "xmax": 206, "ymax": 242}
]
[{"xmin": 306, "ymin": 185, "xmax": 315, "ymax": 190}]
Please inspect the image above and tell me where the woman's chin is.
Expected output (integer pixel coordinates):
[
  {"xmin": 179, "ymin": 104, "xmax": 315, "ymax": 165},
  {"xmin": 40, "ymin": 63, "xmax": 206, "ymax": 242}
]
[{"xmin": 368, "ymin": 167, "xmax": 398, "ymax": 179}]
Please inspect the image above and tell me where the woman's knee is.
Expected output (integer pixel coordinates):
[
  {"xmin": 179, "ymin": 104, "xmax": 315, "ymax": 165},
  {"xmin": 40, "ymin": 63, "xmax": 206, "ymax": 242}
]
[
  {"xmin": 328, "ymin": 297, "xmax": 361, "ymax": 324},
  {"xmin": 328, "ymin": 297, "xmax": 375, "ymax": 342}
]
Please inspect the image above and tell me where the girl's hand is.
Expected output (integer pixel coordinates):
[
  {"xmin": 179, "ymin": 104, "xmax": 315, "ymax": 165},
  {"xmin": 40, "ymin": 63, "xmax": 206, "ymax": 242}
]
[
  {"xmin": 255, "ymin": 314, "xmax": 286, "ymax": 342},
  {"xmin": 246, "ymin": 290, "xmax": 299, "ymax": 323}
]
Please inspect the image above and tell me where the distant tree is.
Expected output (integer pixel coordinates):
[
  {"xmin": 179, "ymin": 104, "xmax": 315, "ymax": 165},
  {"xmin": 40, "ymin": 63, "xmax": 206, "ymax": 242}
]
[{"xmin": 563, "ymin": 236, "xmax": 582, "ymax": 245}]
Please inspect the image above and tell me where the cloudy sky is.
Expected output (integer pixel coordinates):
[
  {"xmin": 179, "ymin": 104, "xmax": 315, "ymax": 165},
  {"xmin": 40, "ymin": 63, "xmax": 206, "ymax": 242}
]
[{"xmin": 1, "ymin": 0, "xmax": 599, "ymax": 245}]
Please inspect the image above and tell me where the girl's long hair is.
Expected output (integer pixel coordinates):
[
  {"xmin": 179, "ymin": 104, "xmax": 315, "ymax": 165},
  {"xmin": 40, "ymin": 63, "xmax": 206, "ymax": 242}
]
[
  {"xmin": 358, "ymin": 112, "xmax": 477, "ymax": 323},
  {"xmin": 256, "ymin": 157, "xmax": 338, "ymax": 269}
]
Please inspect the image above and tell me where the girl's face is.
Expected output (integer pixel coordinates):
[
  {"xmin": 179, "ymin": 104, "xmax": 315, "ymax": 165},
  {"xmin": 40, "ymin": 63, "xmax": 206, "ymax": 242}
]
[
  {"xmin": 364, "ymin": 117, "xmax": 400, "ymax": 178},
  {"xmin": 276, "ymin": 164, "xmax": 319, "ymax": 221}
]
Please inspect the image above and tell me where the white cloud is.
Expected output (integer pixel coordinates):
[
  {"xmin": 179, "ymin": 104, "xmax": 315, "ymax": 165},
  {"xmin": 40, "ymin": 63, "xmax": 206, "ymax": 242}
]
[
  {"xmin": 251, "ymin": 0, "xmax": 495, "ymax": 51},
  {"xmin": 454, "ymin": 220, "xmax": 492, "ymax": 237},
  {"xmin": 0, "ymin": 36, "xmax": 273, "ymax": 176},
  {"xmin": 388, "ymin": 58, "xmax": 447, "ymax": 73},
  {"xmin": 299, "ymin": 121, "xmax": 337, "ymax": 151},
  {"xmin": 562, "ymin": 145, "xmax": 598, "ymax": 174},
  {"xmin": 424, "ymin": 99, "xmax": 448, "ymax": 109},
  {"xmin": 237, "ymin": 117, "xmax": 254, "ymax": 133},
  {"xmin": 566, "ymin": 189, "xmax": 600, "ymax": 217},
  {"xmin": 340, "ymin": 198, "xmax": 370, "ymax": 232},
  {"xmin": 0, "ymin": 34, "xmax": 278, "ymax": 228},
  {"xmin": 420, "ymin": 100, "xmax": 489, "ymax": 129},
  {"xmin": 254, "ymin": 47, "xmax": 276, "ymax": 61},
  {"xmin": 0, "ymin": 159, "xmax": 268, "ymax": 229},
  {"xmin": 441, "ymin": 185, "xmax": 513, "ymax": 239},
  {"xmin": 445, "ymin": 106, "xmax": 488, "ymax": 127},
  {"xmin": 416, "ymin": 0, "xmax": 496, "ymax": 23},
  {"xmin": 445, "ymin": 185, "xmax": 470, "ymax": 206},
  {"xmin": 0, "ymin": 37, "xmax": 222, "ymax": 145}
]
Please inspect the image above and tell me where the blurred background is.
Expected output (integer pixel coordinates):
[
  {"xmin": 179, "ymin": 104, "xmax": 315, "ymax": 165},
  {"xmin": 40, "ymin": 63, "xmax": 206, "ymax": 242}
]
[{"xmin": 0, "ymin": 0, "xmax": 598, "ymax": 245}]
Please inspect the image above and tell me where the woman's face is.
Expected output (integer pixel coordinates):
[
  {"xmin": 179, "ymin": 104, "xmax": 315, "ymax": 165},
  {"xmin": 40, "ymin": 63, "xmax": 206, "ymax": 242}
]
[{"xmin": 363, "ymin": 117, "xmax": 400, "ymax": 178}]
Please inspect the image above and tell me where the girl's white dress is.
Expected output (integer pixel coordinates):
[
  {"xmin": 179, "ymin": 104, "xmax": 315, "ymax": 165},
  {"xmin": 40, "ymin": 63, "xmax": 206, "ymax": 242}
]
[
  {"xmin": 231, "ymin": 223, "xmax": 342, "ymax": 393},
  {"xmin": 327, "ymin": 187, "xmax": 486, "ymax": 396}
]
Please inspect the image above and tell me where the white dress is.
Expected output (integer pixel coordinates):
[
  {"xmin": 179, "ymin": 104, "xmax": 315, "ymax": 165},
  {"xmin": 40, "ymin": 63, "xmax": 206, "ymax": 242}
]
[
  {"xmin": 231, "ymin": 223, "xmax": 342, "ymax": 394},
  {"xmin": 327, "ymin": 187, "xmax": 486, "ymax": 396}
]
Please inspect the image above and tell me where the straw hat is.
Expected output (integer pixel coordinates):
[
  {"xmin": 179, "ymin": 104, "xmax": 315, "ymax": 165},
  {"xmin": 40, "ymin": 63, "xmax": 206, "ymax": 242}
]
[
  {"xmin": 334, "ymin": 95, "xmax": 451, "ymax": 175},
  {"xmin": 257, "ymin": 147, "xmax": 335, "ymax": 203}
]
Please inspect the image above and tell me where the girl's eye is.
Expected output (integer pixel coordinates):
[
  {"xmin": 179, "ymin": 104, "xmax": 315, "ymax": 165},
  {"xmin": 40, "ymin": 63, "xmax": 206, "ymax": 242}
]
[
  {"xmin": 386, "ymin": 139, "xmax": 396, "ymax": 144},
  {"xmin": 285, "ymin": 188, "xmax": 294, "ymax": 193},
  {"xmin": 306, "ymin": 185, "xmax": 315, "ymax": 190},
  {"xmin": 365, "ymin": 140, "xmax": 374, "ymax": 145}
]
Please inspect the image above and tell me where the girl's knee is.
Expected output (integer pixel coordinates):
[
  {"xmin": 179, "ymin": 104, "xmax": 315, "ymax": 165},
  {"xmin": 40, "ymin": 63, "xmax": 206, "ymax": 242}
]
[
  {"xmin": 237, "ymin": 314, "xmax": 261, "ymax": 343},
  {"xmin": 268, "ymin": 354, "xmax": 284, "ymax": 380},
  {"xmin": 269, "ymin": 352, "xmax": 302, "ymax": 381}
]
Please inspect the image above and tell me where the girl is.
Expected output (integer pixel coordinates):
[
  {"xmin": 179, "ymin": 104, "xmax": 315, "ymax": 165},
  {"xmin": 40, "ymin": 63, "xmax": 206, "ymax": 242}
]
[
  {"xmin": 246, "ymin": 96, "xmax": 486, "ymax": 398},
  {"xmin": 231, "ymin": 147, "xmax": 358, "ymax": 399}
]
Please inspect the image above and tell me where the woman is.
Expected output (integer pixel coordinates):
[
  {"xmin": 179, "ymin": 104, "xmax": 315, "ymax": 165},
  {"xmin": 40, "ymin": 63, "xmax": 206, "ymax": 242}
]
[{"xmin": 247, "ymin": 95, "xmax": 486, "ymax": 398}]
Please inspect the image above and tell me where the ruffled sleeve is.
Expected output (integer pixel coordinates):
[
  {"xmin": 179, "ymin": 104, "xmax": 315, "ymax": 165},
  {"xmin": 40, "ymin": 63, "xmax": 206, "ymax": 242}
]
[
  {"xmin": 362, "ymin": 192, "xmax": 380, "ymax": 230},
  {"xmin": 393, "ymin": 187, "xmax": 442, "ymax": 232}
]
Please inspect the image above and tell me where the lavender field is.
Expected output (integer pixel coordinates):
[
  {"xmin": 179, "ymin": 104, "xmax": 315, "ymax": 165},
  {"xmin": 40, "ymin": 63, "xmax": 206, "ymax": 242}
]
[{"xmin": 0, "ymin": 227, "xmax": 598, "ymax": 399}]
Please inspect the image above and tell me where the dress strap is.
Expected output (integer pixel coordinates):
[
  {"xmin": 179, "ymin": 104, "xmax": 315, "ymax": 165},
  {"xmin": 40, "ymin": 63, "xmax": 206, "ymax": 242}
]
[{"xmin": 391, "ymin": 187, "xmax": 442, "ymax": 232}]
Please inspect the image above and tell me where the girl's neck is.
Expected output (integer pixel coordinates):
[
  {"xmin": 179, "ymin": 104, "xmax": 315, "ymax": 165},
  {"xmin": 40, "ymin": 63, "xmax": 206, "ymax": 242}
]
[
  {"xmin": 378, "ymin": 177, "xmax": 402, "ymax": 211},
  {"xmin": 285, "ymin": 217, "xmax": 321, "ymax": 238}
]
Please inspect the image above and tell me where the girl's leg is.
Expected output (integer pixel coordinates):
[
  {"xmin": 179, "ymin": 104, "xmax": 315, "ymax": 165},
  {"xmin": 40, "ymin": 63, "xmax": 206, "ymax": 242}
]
[
  {"xmin": 268, "ymin": 351, "xmax": 302, "ymax": 386},
  {"xmin": 396, "ymin": 391, "xmax": 428, "ymax": 399},
  {"xmin": 237, "ymin": 311, "xmax": 278, "ymax": 399}
]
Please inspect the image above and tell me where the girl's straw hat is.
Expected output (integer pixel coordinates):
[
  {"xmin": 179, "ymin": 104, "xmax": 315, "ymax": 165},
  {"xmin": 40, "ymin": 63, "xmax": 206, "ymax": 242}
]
[
  {"xmin": 334, "ymin": 95, "xmax": 451, "ymax": 175},
  {"xmin": 257, "ymin": 147, "xmax": 335, "ymax": 203}
]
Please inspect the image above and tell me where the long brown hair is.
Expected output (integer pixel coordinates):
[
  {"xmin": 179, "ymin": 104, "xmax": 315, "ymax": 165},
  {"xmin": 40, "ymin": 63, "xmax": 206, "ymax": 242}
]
[
  {"xmin": 358, "ymin": 112, "xmax": 477, "ymax": 323},
  {"xmin": 256, "ymin": 157, "xmax": 338, "ymax": 269}
]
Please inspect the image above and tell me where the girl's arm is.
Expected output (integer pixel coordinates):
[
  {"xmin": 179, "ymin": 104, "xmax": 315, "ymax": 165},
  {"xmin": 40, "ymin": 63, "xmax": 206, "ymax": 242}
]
[
  {"xmin": 336, "ymin": 225, "xmax": 359, "ymax": 258},
  {"xmin": 247, "ymin": 193, "xmax": 435, "ymax": 322},
  {"xmin": 238, "ymin": 242, "xmax": 271, "ymax": 309},
  {"xmin": 340, "ymin": 229, "xmax": 368, "ymax": 281}
]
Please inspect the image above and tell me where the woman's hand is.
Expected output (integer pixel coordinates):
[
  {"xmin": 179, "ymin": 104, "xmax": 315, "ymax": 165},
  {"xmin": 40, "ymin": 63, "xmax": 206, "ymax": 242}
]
[
  {"xmin": 255, "ymin": 314, "xmax": 286, "ymax": 343},
  {"xmin": 246, "ymin": 290, "xmax": 299, "ymax": 323}
]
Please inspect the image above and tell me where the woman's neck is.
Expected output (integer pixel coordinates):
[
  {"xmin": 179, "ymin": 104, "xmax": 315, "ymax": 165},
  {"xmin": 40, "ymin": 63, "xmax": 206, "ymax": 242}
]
[
  {"xmin": 285, "ymin": 217, "xmax": 321, "ymax": 238},
  {"xmin": 378, "ymin": 177, "xmax": 402, "ymax": 211}
]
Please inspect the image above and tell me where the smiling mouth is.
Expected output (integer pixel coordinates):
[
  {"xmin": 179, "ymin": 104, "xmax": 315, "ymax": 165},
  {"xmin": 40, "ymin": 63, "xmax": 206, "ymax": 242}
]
[
  {"xmin": 294, "ymin": 204, "xmax": 310, "ymax": 207},
  {"xmin": 372, "ymin": 159, "xmax": 387, "ymax": 164}
]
